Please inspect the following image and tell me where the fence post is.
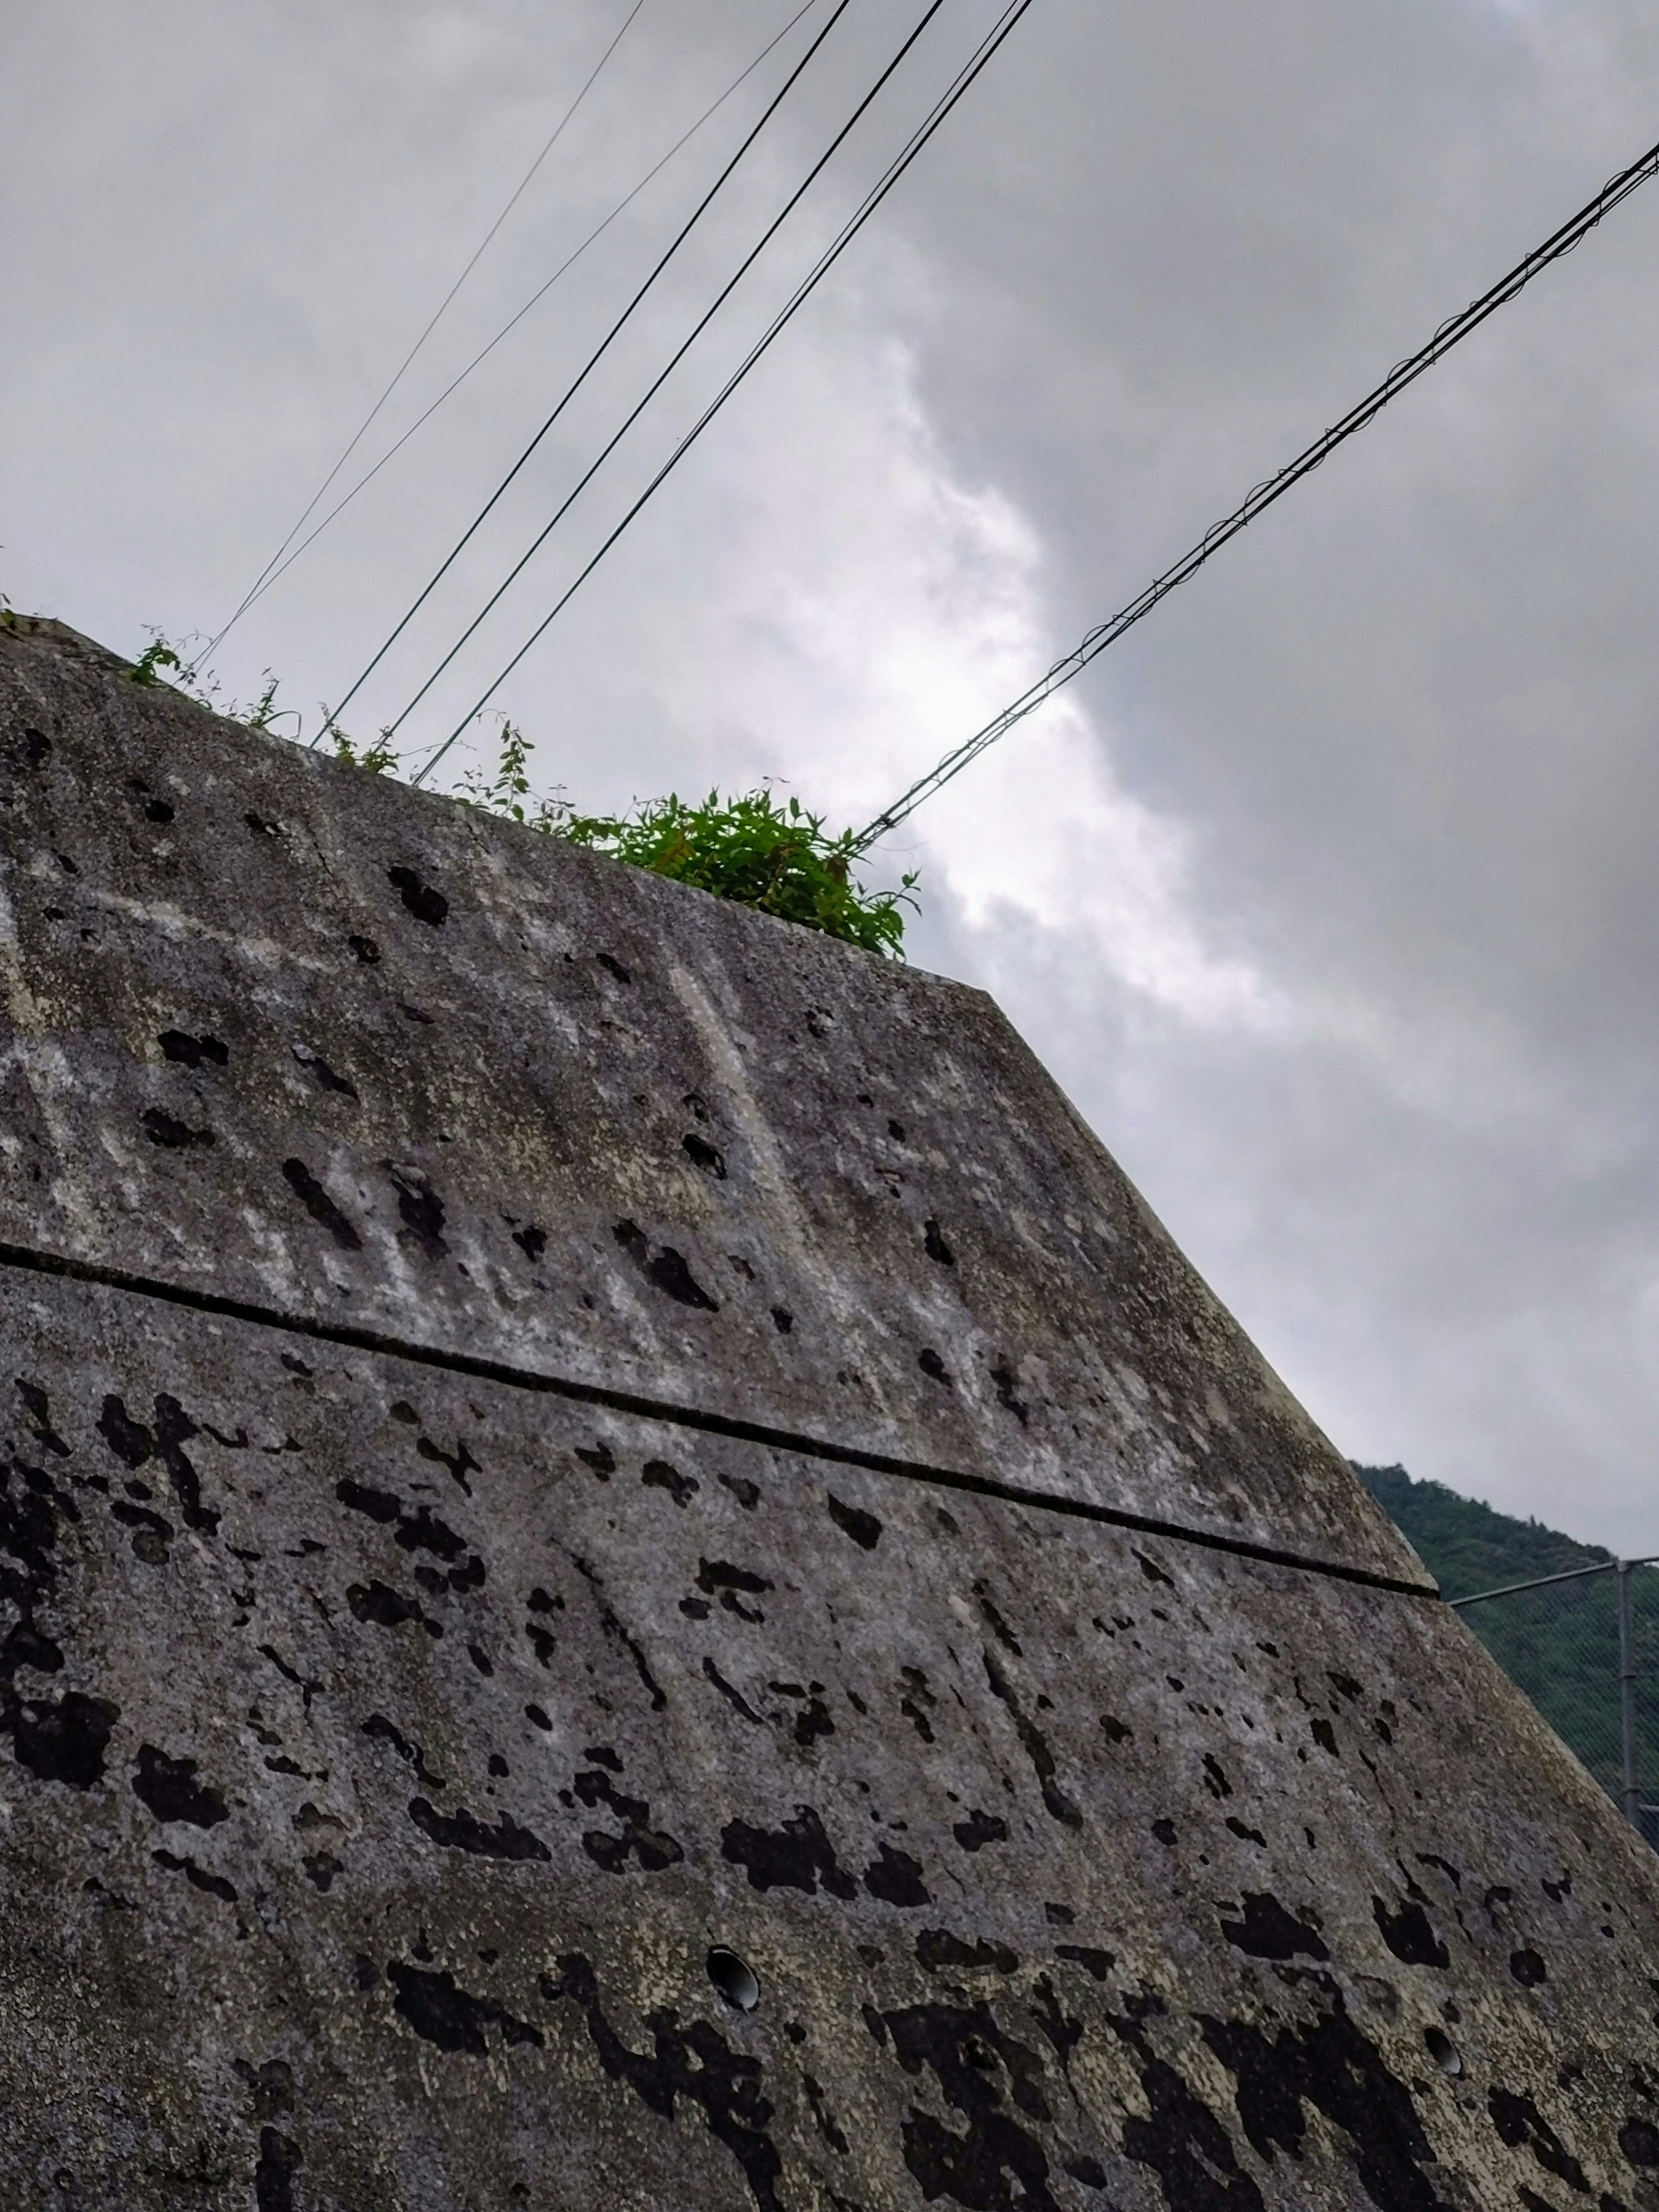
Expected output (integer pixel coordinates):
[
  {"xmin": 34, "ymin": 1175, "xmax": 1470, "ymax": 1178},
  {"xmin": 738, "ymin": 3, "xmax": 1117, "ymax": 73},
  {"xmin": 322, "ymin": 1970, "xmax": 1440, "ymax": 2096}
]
[{"xmin": 1618, "ymin": 1558, "xmax": 1640, "ymax": 1828}]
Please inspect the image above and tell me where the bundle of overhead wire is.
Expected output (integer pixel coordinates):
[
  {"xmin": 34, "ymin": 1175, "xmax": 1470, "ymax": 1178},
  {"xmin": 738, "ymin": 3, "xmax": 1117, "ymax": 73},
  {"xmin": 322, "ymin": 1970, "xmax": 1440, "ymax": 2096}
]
[{"xmin": 404, "ymin": 0, "xmax": 1037, "ymax": 785}]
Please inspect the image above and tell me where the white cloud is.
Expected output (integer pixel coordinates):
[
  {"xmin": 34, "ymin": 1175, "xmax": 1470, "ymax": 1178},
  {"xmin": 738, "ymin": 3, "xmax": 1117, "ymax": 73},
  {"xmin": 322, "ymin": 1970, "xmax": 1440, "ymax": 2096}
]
[
  {"xmin": 617, "ymin": 315, "xmax": 1281, "ymax": 1033},
  {"xmin": 9, "ymin": 0, "xmax": 1659, "ymax": 1552}
]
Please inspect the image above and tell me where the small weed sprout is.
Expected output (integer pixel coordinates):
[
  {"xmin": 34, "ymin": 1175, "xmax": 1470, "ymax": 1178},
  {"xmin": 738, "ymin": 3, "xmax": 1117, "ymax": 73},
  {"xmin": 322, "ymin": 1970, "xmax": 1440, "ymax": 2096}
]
[
  {"xmin": 323, "ymin": 717, "xmax": 400, "ymax": 776},
  {"xmin": 128, "ymin": 630, "xmax": 296, "ymax": 734},
  {"xmin": 455, "ymin": 718, "xmax": 557, "ymax": 827},
  {"xmin": 124, "ymin": 642, "xmax": 916, "ymax": 953},
  {"xmin": 128, "ymin": 635, "xmax": 197, "ymax": 691},
  {"xmin": 245, "ymin": 673, "xmax": 286, "ymax": 733}
]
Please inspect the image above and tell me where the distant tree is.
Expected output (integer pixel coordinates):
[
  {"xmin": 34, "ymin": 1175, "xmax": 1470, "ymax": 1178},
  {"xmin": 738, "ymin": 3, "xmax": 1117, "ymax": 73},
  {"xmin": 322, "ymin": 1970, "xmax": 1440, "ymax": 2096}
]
[{"xmin": 1357, "ymin": 1463, "xmax": 1657, "ymax": 1827}]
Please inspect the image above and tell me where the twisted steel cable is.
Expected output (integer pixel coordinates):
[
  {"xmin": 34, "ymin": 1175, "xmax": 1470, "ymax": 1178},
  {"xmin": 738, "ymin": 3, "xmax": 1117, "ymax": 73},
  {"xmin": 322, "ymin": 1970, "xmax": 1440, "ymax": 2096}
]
[
  {"xmin": 409, "ymin": 0, "xmax": 1036, "ymax": 788},
  {"xmin": 388, "ymin": 0, "xmax": 957, "ymax": 750},
  {"xmin": 208, "ymin": 0, "xmax": 653, "ymax": 668},
  {"xmin": 854, "ymin": 131, "xmax": 1659, "ymax": 851},
  {"xmin": 326, "ymin": 0, "xmax": 857, "ymax": 735},
  {"xmin": 220, "ymin": 4, "xmax": 822, "ymax": 643}
]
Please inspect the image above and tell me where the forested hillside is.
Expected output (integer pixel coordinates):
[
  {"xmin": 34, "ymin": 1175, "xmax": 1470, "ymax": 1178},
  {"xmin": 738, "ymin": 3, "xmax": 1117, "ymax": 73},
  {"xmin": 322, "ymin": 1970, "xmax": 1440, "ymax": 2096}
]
[
  {"xmin": 1355, "ymin": 1462, "xmax": 1611, "ymax": 1598},
  {"xmin": 1356, "ymin": 1463, "xmax": 1656, "ymax": 1839}
]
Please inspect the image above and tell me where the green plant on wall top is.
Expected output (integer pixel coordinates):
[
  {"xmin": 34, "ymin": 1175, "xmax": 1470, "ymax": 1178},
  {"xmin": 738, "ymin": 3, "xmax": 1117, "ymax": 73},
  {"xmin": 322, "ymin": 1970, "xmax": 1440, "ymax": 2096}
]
[
  {"xmin": 130, "ymin": 631, "xmax": 288, "ymax": 734},
  {"xmin": 455, "ymin": 721, "xmax": 917, "ymax": 958},
  {"xmin": 127, "ymin": 635, "xmax": 918, "ymax": 957},
  {"xmin": 325, "ymin": 720, "xmax": 400, "ymax": 776},
  {"xmin": 566, "ymin": 786, "xmax": 914, "ymax": 957}
]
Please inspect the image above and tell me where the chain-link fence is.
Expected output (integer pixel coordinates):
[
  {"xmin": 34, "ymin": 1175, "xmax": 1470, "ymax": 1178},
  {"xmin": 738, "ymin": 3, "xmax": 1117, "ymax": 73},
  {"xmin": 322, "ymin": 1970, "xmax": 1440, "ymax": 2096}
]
[{"xmin": 1451, "ymin": 1557, "xmax": 1659, "ymax": 1847}]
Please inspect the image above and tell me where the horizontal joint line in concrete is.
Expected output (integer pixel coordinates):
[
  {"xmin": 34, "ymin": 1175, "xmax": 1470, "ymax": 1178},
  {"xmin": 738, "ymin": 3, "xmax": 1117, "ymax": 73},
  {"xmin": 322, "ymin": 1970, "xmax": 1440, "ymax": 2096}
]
[{"xmin": 0, "ymin": 1238, "xmax": 1440, "ymax": 1600}]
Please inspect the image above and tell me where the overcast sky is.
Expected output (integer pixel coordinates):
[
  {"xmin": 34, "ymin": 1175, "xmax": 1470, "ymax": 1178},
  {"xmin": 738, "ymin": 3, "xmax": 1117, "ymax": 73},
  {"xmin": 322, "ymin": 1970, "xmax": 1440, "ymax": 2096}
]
[{"xmin": 6, "ymin": 0, "xmax": 1659, "ymax": 1549}]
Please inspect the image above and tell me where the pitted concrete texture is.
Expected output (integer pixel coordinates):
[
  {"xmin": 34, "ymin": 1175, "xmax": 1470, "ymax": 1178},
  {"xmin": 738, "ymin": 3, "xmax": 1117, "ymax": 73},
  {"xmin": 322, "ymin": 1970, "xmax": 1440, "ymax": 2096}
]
[
  {"xmin": 5, "ymin": 1275, "xmax": 1659, "ymax": 2211},
  {"xmin": 0, "ymin": 615, "xmax": 1414, "ymax": 1578},
  {"xmin": 0, "ymin": 616, "xmax": 1658, "ymax": 2212}
]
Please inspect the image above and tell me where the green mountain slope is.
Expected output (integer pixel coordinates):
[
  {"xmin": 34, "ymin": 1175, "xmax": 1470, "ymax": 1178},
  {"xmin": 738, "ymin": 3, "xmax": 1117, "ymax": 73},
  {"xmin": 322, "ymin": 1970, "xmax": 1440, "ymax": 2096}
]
[
  {"xmin": 1355, "ymin": 1463, "xmax": 1611, "ymax": 1599},
  {"xmin": 1355, "ymin": 1464, "xmax": 1656, "ymax": 1837}
]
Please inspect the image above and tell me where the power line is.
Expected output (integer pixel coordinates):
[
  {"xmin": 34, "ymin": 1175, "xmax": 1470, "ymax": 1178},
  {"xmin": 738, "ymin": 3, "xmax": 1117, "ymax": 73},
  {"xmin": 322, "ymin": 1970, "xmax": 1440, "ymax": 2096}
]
[
  {"xmin": 853, "ymin": 131, "xmax": 1659, "ymax": 852},
  {"xmin": 410, "ymin": 0, "xmax": 1036, "ymax": 788},
  {"xmin": 213, "ymin": 3, "xmax": 822, "ymax": 639},
  {"xmin": 207, "ymin": 0, "xmax": 651, "ymax": 667},
  {"xmin": 389, "ymin": 0, "xmax": 957, "ymax": 747},
  {"xmin": 325, "ymin": 0, "xmax": 856, "ymax": 737}
]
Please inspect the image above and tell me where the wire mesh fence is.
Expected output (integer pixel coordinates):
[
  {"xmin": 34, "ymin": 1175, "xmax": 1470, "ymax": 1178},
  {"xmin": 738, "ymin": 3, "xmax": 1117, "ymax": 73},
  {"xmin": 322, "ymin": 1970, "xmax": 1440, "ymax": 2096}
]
[{"xmin": 1451, "ymin": 1557, "xmax": 1659, "ymax": 1848}]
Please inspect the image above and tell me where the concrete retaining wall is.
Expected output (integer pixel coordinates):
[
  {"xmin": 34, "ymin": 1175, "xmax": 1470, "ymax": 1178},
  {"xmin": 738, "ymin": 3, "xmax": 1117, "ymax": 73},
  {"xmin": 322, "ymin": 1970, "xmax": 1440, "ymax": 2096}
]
[{"xmin": 1, "ymin": 614, "xmax": 1656, "ymax": 2211}]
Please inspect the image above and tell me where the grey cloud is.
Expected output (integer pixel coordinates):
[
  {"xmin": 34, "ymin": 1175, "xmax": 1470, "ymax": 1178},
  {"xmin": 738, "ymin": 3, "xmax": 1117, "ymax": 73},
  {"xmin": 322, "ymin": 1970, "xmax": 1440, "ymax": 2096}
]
[{"xmin": 5, "ymin": 0, "xmax": 1659, "ymax": 1545}]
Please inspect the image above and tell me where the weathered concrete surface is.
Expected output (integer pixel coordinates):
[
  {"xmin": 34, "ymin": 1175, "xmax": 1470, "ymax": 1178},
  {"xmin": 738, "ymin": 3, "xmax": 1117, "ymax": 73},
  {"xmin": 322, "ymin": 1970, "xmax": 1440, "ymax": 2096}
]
[
  {"xmin": 0, "ymin": 616, "xmax": 1412, "ymax": 1576},
  {"xmin": 6, "ymin": 1274, "xmax": 1659, "ymax": 2210},
  {"xmin": 0, "ymin": 614, "xmax": 1658, "ymax": 2211}
]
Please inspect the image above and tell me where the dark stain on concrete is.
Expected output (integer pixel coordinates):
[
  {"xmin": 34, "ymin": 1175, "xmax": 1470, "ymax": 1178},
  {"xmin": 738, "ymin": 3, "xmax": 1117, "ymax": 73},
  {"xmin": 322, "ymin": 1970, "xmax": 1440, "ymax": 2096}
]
[
  {"xmin": 254, "ymin": 2125, "xmax": 304, "ymax": 2212},
  {"xmin": 878, "ymin": 1999, "xmax": 1056, "ymax": 2211},
  {"xmin": 982, "ymin": 1649, "xmax": 1081, "ymax": 1828},
  {"xmin": 386, "ymin": 1164, "xmax": 448, "ymax": 1260},
  {"xmin": 683, "ymin": 1133, "xmax": 726, "ymax": 1179},
  {"xmin": 953, "ymin": 1808, "xmax": 1008, "ymax": 1852},
  {"xmin": 574, "ymin": 1768, "xmax": 683, "ymax": 1872},
  {"xmin": 347, "ymin": 1580, "xmax": 443, "ymax": 1637},
  {"xmin": 1204, "ymin": 1979, "xmax": 1449, "ymax": 2210},
  {"xmin": 1488, "ymin": 2087, "xmax": 1589, "ymax": 2193},
  {"xmin": 362, "ymin": 1714, "xmax": 445, "ymax": 1787},
  {"xmin": 723, "ymin": 1805, "xmax": 857, "ymax": 1899},
  {"xmin": 133, "ymin": 1744, "xmax": 228, "ymax": 1827},
  {"xmin": 10, "ymin": 1689, "xmax": 118, "ymax": 1788},
  {"xmin": 989, "ymin": 1362, "xmax": 1030, "ymax": 1425},
  {"xmin": 160, "ymin": 1030, "xmax": 228, "ymax": 1070},
  {"xmin": 1373, "ymin": 1896, "xmax": 1450, "ymax": 1968},
  {"xmin": 146, "ymin": 1393, "xmax": 219, "ymax": 1533},
  {"xmin": 703, "ymin": 1657, "xmax": 766, "ymax": 1724},
  {"xmin": 408, "ymin": 1796, "xmax": 549, "ymax": 1862},
  {"xmin": 642, "ymin": 1459, "xmax": 698, "ymax": 1507},
  {"xmin": 16, "ymin": 1379, "xmax": 70, "ymax": 1459},
  {"xmin": 696, "ymin": 1557, "xmax": 771, "ymax": 1622},
  {"xmin": 281, "ymin": 1158, "xmax": 362, "ymax": 1250},
  {"xmin": 387, "ymin": 1960, "xmax": 543, "ymax": 2053},
  {"xmin": 386, "ymin": 866, "xmax": 448, "ymax": 927},
  {"xmin": 613, "ymin": 1220, "xmax": 719, "ymax": 1311},
  {"xmin": 804, "ymin": 2070, "xmax": 851, "ymax": 2155},
  {"xmin": 1221, "ymin": 1894, "xmax": 1329, "ymax": 1962},
  {"xmin": 1054, "ymin": 1945, "xmax": 1115, "ymax": 1982},
  {"xmin": 336, "ymin": 1479, "xmax": 400, "ymax": 1526},
  {"xmin": 976, "ymin": 1586, "xmax": 1023, "ymax": 1656},
  {"xmin": 864, "ymin": 1844, "xmax": 931, "ymax": 1907},
  {"xmin": 555, "ymin": 1952, "xmax": 784, "ymax": 2212},
  {"xmin": 897, "ymin": 1669, "xmax": 935, "ymax": 1742},
  {"xmin": 0, "ymin": 1436, "xmax": 69, "ymax": 1690},
  {"xmin": 142, "ymin": 1107, "xmax": 214, "ymax": 1150},
  {"xmin": 292, "ymin": 1043, "xmax": 358, "ymax": 1098},
  {"xmin": 827, "ymin": 1494, "xmax": 883, "ymax": 1551},
  {"xmin": 414, "ymin": 1432, "xmax": 479, "ymax": 1494},
  {"xmin": 153, "ymin": 1848, "xmax": 237, "ymax": 1904},
  {"xmin": 916, "ymin": 1929, "xmax": 1018, "ymax": 1974}
]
